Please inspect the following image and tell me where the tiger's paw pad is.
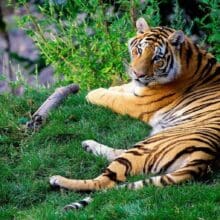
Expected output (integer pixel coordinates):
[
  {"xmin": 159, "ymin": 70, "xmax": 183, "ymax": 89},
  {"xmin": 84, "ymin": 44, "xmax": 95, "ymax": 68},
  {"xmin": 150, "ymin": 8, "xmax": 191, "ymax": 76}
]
[
  {"xmin": 49, "ymin": 175, "xmax": 63, "ymax": 188},
  {"xmin": 81, "ymin": 140, "xmax": 99, "ymax": 153}
]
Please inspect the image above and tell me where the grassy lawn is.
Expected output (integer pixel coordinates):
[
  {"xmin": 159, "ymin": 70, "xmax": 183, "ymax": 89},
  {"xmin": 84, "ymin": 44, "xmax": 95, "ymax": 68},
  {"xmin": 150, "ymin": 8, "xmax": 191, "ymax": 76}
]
[{"xmin": 0, "ymin": 88, "xmax": 220, "ymax": 220}]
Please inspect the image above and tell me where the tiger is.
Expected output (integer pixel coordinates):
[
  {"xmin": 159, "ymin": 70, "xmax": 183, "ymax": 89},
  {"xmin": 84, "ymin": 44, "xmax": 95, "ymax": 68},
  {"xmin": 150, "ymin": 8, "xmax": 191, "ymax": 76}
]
[{"xmin": 49, "ymin": 18, "xmax": 220, "ymax": 210}]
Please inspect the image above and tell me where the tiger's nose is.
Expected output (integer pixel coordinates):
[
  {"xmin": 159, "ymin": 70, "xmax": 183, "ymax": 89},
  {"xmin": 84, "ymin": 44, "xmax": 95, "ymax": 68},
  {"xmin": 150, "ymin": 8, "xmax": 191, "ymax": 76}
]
[{"xmin": 134, "ymin": 70, "xmax": 146, "ymax": 78}]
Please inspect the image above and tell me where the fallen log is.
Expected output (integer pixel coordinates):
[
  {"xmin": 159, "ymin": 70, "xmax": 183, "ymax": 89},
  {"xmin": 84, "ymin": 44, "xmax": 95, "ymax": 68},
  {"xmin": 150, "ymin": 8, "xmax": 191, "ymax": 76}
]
[{"xmin": 26, "ymin": 84, "xmax": 79, "ymax": 131}]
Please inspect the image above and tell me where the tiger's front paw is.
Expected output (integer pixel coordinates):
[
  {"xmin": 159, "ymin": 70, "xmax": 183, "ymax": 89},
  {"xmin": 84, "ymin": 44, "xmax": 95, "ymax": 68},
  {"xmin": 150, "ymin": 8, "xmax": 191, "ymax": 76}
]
[
  {"xmin": 86, "ymin": 88, "xmax": 107, "ymax": 104},
  {"xmin": 49, "ymin": 175, "xmax": 66, "ymax": 188}
]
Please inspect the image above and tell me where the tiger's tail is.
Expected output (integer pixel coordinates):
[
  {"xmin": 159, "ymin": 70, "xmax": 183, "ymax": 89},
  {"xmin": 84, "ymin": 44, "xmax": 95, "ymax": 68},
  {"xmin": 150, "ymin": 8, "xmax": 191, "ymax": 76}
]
[
  {"xmin": 62, "ymin": 162, "xmax": 209, "ymax": 211},
  {"xmin": 63, "ymin": 196, "xmax": 93, "ymax": 211}
]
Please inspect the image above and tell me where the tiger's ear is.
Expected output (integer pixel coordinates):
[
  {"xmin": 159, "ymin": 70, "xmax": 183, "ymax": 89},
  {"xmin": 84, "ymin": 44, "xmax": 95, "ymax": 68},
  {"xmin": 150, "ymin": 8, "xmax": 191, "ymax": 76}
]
[
  {"xmin": 136, "ymin": 17, "xmax": 150, "ymax": 34},
  {"xmin": 168, "ymin": 30, "xmax": 185, "ymax": 48}
]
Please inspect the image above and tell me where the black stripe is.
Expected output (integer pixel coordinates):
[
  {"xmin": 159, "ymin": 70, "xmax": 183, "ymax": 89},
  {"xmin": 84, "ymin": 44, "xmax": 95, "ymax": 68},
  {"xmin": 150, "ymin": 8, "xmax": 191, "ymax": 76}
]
[
  {"xmin": 193, "ymin": 51, "xmax": 203, "ymax": 76},
  {"xmin": 155, "ymin": 28, "xmax": 171, "ymax": 37},
  {"xmin": 166, "ymin": 54, "xmax": 171, "ymax": 68},
  {"xmin": 196, "ymin": 131, "xmax": 219, "ymax": 148},
  {"xmin": 126, "ymin": 150, "xmax": 143, "ymax": 156},
  {"xmin": 160, "ymin": 31, "xmax": 170, "ymax": 38},
  {"xmin": 143, "ymin": 179, "xmax": 149, "ymax": 186},
  {"xmin": 183, "ymin": 100, "xmax": 220, "ymax": 115},
  {"xmin": 202, "ymin": 69, "xmax": 219, "ymax": 84},
  {"xmin": 114, "ymin": 157, "xmax": 132, "ymax": 176},
  {"xmin": 188, "ymin": 159, "xmax": 213, "ymax": 166},
  {"xmin": 145, "ymin": 37, "xmax": 157, "ymax": 42},
  {"xmin": 103, "ymin": 168, "xmax": 119, "ymax": 182},
  {"xmin": 186, "ymin": 41, "xmax": 193, "ymax": 67},
  {"xmin": 137, "ymin": 93, "xmax": 175, "ymax": 106},
  {"xmin": 160, "ymin": 146, "xmax": 216, "ymax": 172},
  {"xmin": 165, "ymin": 53, "xmax": 172, "ymax": 73},
  {"xmin": 164, "ymin": 42, "xmax": 168, "ymax": 54},
  {"xmin": 174, "ymin": 169, "xmax": 200, "ymax": 179},
  {"xmin": 157, "ymin": 39, "xmax": 165, "ymax": 47},
  {"xmin": 165, "ymin": 175, "xmax": 175, "ymax": 184},
  {"xmin": 160, "ymin": 176, "xmax": 168, "ymax": 186},
  {"xmin": 179, "ymin": 43, "xmax": 183, "ymax": 57},
  {"xmin": 188, "ymin": 169, "xmax": 202, "ymax": 179},
  {"xmin": 133, "ymin": 144, "xmax": 145, "ymax": 148},
  {"xmin": 130, "ymin": 38, "xmax": 138, "ymax": 47},
  {"xmin": 148, "ymin": 178, "xmax": 153, "ymax": 185},
  {"xmin": 162, "ymin": 26, "xmax": 174, "ymax": 32},
  {"xmin": 202, "ymin": 57, "xmax": 216, "ymax": 77},
  {"xmin": 139, "ymin": 99, "xmax": 174, "ymax": 120},
  {"xmin": 72, "ymin": 204, "xmax": 80, "ymax": 209},
  {"xmin": 199, "ymin": 58, "xmax": 217, "ymax": 85},
  {"xmin": 79, "ymin": 200, "xmax": 89, "ymax": 206},
  {"xmin": 214, "ymin": 66, "xmax": 220, "ymax": 75},
  {"xmin": 168, "ymin": 46, "xmax": 174, "ymax": 70}
]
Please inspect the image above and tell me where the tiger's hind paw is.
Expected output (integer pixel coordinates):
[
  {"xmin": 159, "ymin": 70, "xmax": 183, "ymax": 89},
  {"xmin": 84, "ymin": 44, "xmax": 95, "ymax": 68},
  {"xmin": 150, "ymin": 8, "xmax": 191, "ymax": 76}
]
[
  {"xmin": 81, "ymin": 140, "xmax": 100, "ymax": 155},
  {"xmin": 49, "ymin": 175, "xmax": 65, "ymax": 188}
]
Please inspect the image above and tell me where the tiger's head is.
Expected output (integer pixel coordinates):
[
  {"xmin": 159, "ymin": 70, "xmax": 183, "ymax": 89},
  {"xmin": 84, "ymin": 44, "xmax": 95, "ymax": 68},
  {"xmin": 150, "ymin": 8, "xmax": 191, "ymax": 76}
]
[{"xmin": 128, "ymin": 18, "xmax": 185, "ymax": 86}]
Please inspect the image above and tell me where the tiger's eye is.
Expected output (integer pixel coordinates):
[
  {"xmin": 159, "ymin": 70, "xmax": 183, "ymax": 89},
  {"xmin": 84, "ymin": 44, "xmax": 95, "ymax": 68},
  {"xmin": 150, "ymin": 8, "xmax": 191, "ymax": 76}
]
[
  {"xmin": 132, "ymin": 50, "xmax": 138, "ymax": 56},
  {"xmin": 156, "ymin": 60, "xmax": 164, "ymax": 67}
]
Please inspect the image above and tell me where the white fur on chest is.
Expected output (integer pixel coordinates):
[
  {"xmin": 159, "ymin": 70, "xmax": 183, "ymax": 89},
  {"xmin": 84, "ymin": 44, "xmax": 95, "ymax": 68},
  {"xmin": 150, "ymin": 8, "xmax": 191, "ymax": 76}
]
[
  {"xmin": 148, "ymin": 110, "xmax": 166, "ymax": 135},
  {"xmin": 149, "ymin": 108, "xmax": 185, "ymax": 135}
]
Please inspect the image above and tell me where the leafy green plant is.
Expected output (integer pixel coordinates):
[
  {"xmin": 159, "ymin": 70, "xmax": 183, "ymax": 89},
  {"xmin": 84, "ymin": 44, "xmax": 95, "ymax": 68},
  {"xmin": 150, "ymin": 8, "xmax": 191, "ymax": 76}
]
[
  {"xmin": 17, "ymin": 1, "xmax": 132, "ymax": 89},
  {"xmin": 0, "ymin": 88, "xmax": 220, "ymax": 219},
  {"xmin": 16, "ymin": 0, "xmax": 220, "ymax": 90},
  {"xmin": 16, "ymin": 0, "xmax": 163, "ymax": 89},
  {"xmin": 195, "ymin": 0, "xmax": 220, "ymax": 60}
]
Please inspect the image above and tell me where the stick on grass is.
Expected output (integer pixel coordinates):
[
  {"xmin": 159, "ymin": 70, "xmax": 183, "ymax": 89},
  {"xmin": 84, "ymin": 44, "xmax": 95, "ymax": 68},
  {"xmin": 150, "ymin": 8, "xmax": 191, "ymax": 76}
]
[{"xmin": 26, "ymin": 84, "xmax": 79, "ymax": 131}]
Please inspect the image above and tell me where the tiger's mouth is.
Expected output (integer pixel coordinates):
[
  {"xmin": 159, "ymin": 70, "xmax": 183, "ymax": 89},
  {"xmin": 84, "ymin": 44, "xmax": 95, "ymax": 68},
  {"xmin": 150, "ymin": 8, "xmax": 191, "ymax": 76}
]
[
  {"xmin": 128, "ymin": 68, "xmax": 155, "ymax": 85},
  {"xmin": 135, "ymin": 76, "xmax": 155, "ymax": 85},
  {"xmin": 126, "ymin": 64, "xmax": 159, "ymax": 86}
]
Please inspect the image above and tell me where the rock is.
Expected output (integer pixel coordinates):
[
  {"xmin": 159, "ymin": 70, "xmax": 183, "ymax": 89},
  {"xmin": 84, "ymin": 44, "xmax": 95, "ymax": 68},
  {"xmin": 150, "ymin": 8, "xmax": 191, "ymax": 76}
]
[
  {"xmin": 0, "ymin": 80, "xmax": 9, "ymax": 93},
  {"xmin": 9, "ymin": 29, "xmax": 39, "ymax": 62},
  {"xmin": 0, "ymin": 36, "xmax": 7, "ymax": 50},
  {"xmin": 85, "ymin": 27, "xmax": 95, "ymax": 37},
  {"xmin": 38, "ymin": 66, "xmax": 54, "ymax": 87},
  {"xmin": 76, "ymin": 12, "xmax": 88, "ymax": 25}
]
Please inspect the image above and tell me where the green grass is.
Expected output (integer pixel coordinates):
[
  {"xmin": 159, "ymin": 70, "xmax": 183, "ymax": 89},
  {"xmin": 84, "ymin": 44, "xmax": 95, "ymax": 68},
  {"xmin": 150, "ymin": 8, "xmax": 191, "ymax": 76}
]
[{"xmin": 0, "ymin": 88, "xmax": 220, "ymax": 220}]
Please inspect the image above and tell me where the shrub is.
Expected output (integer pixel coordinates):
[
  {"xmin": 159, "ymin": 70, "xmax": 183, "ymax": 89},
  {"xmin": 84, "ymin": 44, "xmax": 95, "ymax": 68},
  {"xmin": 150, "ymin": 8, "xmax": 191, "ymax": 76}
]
[{"xmin": 16, "ymin": 0, "xmax": 220, "ymax": 89}]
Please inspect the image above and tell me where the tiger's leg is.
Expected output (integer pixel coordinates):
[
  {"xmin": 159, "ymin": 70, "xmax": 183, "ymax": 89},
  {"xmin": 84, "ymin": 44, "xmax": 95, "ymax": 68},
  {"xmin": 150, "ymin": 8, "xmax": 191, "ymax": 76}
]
[
  {"xmin": 49, "ymin": 148, "xmax": 148, "ymax": 191},
  {"xmin": 86, "ymin": 86, "xmax": 177, "ymax": 122},
  {"xmin": 86, "ymin": 88, "xmax": 155, "ymax": 121},
  {"xmin": 49, "ymin": 132, "xmax": 216, "ymax": 191},
  {"xmin": 108, "ymin": 82, "xmax": 134, "ymax": 93},
  {"xmin": 119, "ymin": 160, "xmax": 210, "ymax": 189},
  {"xmin": 82, "ymin": 140, "xmax": 126, "ymax": 161},
  {"xmin": 86, "ymin": 89, "xmax": 140, "ymax": 118}
]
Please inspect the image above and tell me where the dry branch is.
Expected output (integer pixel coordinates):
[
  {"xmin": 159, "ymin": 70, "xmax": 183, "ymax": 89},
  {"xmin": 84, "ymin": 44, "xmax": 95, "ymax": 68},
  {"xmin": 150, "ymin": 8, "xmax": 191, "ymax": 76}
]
[
  {"xmin": 130, "ymin": 0, "xmax": 137, "ymax": 28},
  {"xmin": 26, "ymin": 84, "xmax": 79, "ymax": 131}
]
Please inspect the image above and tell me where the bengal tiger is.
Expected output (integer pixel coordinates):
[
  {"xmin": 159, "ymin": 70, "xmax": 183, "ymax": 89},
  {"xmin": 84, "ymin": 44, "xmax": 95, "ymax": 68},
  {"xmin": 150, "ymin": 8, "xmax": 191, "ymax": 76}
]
[{"xmin": 49, "ymin": 18, "xmax": 220, "ymax": 210}]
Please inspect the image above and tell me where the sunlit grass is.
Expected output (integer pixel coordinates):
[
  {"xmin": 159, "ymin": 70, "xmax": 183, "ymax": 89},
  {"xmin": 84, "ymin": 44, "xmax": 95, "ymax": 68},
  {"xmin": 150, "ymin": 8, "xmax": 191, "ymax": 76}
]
[{"xmin": 0, "ymin": 88, "xmax": 219, "ymax": 219}]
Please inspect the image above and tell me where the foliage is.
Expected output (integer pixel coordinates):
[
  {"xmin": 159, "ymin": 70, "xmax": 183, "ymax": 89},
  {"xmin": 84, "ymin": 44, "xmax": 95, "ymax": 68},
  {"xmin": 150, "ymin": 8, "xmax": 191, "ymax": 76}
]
[
  {"xmin": 195, "ymin": 0, "xmax": 220, "ymax": 57},
  {"xmin": 17, "ymin": 1, "xmax": 133, "ymax": 89},
  {"xmin": 15, "ymin": 0, "xmax": 219, "ymax": 89},
  {"xmin": 0, "ymin": 89, "xmax": 220, "ymax": 219}
]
